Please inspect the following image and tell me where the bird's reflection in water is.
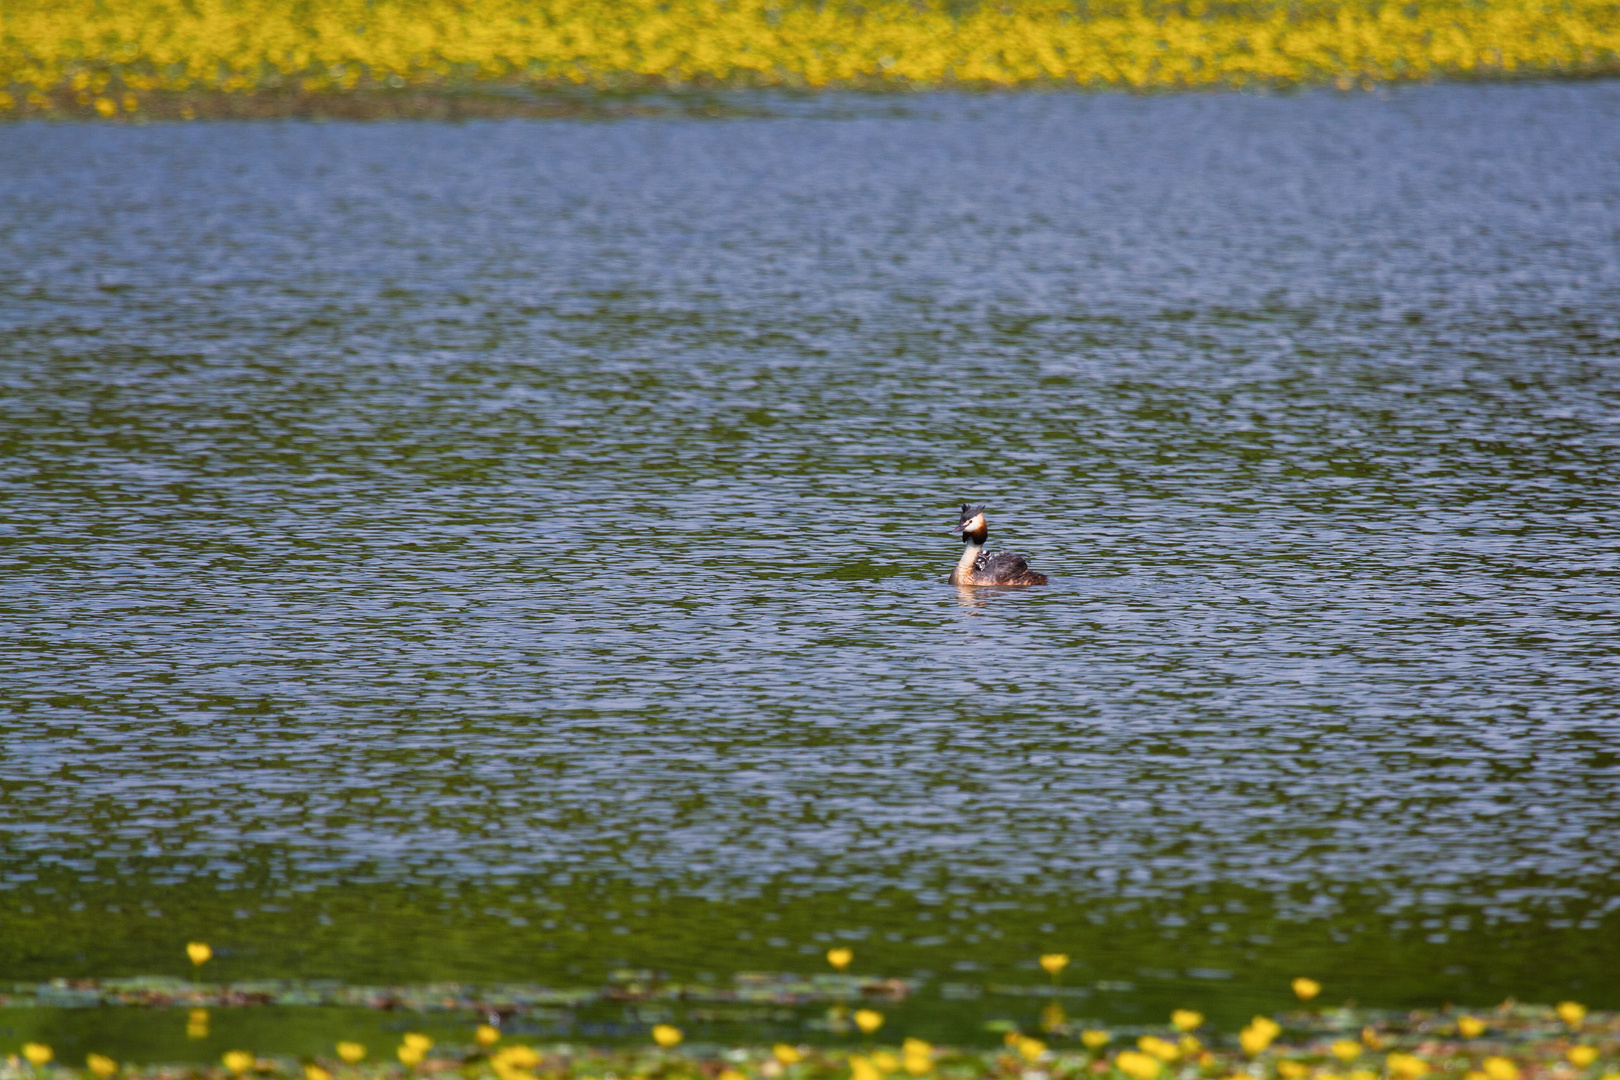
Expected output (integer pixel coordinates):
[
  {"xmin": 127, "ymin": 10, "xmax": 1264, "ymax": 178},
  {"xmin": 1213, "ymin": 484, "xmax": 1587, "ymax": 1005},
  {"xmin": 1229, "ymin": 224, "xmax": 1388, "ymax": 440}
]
[{"xmin": 953, "ymin": 585, "xmax": 991, "ymax": 610}]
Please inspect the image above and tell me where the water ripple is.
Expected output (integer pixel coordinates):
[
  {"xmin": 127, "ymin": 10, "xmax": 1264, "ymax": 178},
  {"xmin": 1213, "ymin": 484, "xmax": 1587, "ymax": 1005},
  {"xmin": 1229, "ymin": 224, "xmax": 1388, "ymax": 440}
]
[{"xmin": 1, "ymin": 83, "xmax": 1619, "ymax": 1000}]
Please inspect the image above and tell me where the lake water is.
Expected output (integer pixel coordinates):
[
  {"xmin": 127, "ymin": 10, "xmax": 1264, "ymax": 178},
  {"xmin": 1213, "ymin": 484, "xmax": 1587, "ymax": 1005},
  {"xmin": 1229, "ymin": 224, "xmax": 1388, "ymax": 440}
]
[{"xmin": 2, "ymin": 81, "xmax": 1619, "ymax": 1056}]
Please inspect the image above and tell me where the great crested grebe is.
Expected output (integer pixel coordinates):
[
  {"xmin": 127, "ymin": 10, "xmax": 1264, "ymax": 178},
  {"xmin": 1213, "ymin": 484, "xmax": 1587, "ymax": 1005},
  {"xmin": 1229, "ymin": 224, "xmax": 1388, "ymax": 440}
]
[{"xmin": 948, "ymin": 504, "xmax": 1048, "ymax": 587}]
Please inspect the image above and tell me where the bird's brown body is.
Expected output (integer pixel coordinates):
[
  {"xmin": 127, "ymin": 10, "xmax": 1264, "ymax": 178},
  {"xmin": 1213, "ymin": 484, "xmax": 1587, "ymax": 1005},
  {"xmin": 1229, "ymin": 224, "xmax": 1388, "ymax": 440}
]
[{"xmin": 948, "ymin": 505, "xmax": 1048, "ymax": 587}]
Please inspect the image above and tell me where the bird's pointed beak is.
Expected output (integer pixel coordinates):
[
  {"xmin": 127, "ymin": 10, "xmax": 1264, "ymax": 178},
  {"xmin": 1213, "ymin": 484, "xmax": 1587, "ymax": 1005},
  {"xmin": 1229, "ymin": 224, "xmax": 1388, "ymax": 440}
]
[{"xmin": 950, "ymin": 522, "xmax": 966, "ymax": 534}]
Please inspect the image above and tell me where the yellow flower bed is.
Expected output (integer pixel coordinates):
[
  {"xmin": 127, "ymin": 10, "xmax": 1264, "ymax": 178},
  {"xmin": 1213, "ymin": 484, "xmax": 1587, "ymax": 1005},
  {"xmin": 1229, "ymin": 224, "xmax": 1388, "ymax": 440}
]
[
  {"xmin": 0, "ymin": 0, "xmax": 1618, "ymax": 114},
  {"xmin": 3, "ymin": 999, "xmax": 1619, "ymax": 1080}
]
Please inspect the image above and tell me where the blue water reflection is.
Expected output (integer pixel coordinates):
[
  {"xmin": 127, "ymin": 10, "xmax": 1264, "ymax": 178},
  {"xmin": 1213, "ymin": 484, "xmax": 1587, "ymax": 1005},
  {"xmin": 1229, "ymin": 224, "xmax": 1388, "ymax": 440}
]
[{"xmin": 1, "ymin": 82, "xmax": 1618, "ymax": 1020}]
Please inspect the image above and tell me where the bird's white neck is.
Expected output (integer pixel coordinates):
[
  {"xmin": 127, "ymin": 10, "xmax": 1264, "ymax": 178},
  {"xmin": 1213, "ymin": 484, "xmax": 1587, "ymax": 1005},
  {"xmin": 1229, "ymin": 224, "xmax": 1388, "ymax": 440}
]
[{"xmin": 955, "ymin": 538, "xmax": 983, "ymax": 581}]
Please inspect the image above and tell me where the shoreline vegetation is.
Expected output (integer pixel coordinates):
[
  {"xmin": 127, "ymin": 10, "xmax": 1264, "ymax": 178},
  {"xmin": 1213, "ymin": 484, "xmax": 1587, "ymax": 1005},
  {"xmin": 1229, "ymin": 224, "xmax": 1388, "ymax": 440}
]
[
  {"xmin": 1, "ymin": 972, "xmax": 914, "ymax": 1012},
  {"xmin": 2, "ymin": 0, "xmax": 1619, "ymax": 122},
  {"xmin": 2, "ymin": 999, "xmax": 1617, "ymax": 1080}
]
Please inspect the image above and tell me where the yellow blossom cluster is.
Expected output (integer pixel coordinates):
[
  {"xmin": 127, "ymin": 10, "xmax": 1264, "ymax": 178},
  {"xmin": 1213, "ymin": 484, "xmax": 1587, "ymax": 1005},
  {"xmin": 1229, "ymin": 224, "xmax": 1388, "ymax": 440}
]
[
  {"xmin": 2, "ymin": 0, "xmax": 1619, "ymax": 114},
  {"xmin": 6, "ymin": 991, "xmax": 1620, "ymax": 1080}
]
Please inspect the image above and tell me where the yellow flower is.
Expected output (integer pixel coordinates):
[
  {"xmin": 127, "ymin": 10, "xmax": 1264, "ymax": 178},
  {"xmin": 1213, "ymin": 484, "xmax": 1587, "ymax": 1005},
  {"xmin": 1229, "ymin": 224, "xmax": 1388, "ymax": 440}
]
[
  {"xmin": 871, "ymin": 1052, "xmax": 899, "ymax": 1075},
  {"xmin": 1115, "ymin": 1051, "xmax": 1163, "ymax": 1080},
  {"xmin": 851, "ymin": 1055, "xmax": 882, "ymax": 1080},
  {"xmin": 902, "ymin": 1039, "xmax": 932, "ymax": 1076},
  {"xmin": 1, "ymin": 0, "xmax": 1615, "ymax": 96},
  {"xmin": 1557, "ymin": 1002, "xmax": 1588, "ymax": 1027},
  {"xmin": 494, "ymin": 1046, "xmax": 540, "ymax": 1069},
  {"xmin": 827, "ymin": 948, "xmax": 853, "ymax": 971},
  {"xmin": 1016, "ymin": 1037, "xmax": 1047, "ymax": 1063},
  {"xmin": 1039, "ymin": 953, "xmax": 1070, "ymax": 975},
  {"xmin": 1292, "ymin": 978, "xmax": 1321, "ymax": 1001},
  {"xmin": 1568, "ymin": 1049, "xmax": 1598, "ymax": 1068},
  {"xmin": 87, "ymin": 1055, "xmax": 117, "ymax": 1078},
  {"xmin": 1481, "ymin": 1058, "xmax": 1518, "ymax": 1080},
  {"xmin": 1082, "ymin": 1031, "xmax": 1113, "ymax": 1050},
  {"xmin": 305, "ymin": 1066, "xmax": 331, "ymax": 1080},
  {"xmin": 1466, "ymin": 1072, "xmax": 1489, "ymax": 1080},
  {"xmin": 1278, "ymin": 1063, "xmax": 1309, "ymax": 1080},
  {"xmin": 1332, "ymin": 1041, "xmax": 1363, "ymax": 1062},
  {"xmin": 1457, "ymin": 1018, "xmax": 1485, "ymax": 1039},
  {"xmin": 1178, "ymin": 1037, "xmax": 1201, "ymax": 1057},
  {"xmin": 1361, "ymin": 1028, "xmax": 1386, "ymax": 1051},
  {"xmin": 1137, "ymin": 1037, "xmax": 1178, "ymax": 1062},
  {"xmin": 397, "ymin": 1046, "xmax": 424, "ymax": 1067},
  {"xmin": 476, "ymin": 1026, "xmax": 500, "ymax": 1047},
  {"xmin": 336, "ymin": 1043, "xmax": 365, "ymax": 1064},
  {"xmin": 187, "ymin": 1010, "xmax": 210, "ymax": 1040},
  {"xmin": 651, "ymin": 1025, "xmax": 683, "ymax": 1048},
  {"xmin": 402, "ymin": 1035, "xmax": 432, "ymax": 1053},
  {"xmin": 490, "ymin": 1059, "xmax": 522, "ymax": 1079},
  {"xmin": 1386, "ymin": 1054, "xmax": 1428, "ymax": 1079},
  {"xmin": 222, "ymin": 1051, "xmax": 255, "ymax": 1074},
  {"xmin": 774, "ymin": 1045, "xmax": 803, "ymax": 1066},
  {"xmin": 854, "ymin": 1010, "xmax": 884, "ymax": 1035},
  {"xmin": 187, "ymin": 942, "xmax": 213, "ymax": 967},
  {"xmin": 1240, "ymin": 1018, "xmax": 1280, "ymax": 1056},
  {"xmin": 23, "ymin": 1045, "xmax": 53, "ymax": 1066},
  {"xmin": 720, "ymin": 1071, "xmax": 747, "ymax": 1080},
  {"xmin": 1171, "ymin": 1011, "xmax": 1203, "ymax": 1032},
  {"xmin": 1348, "ymin": 1071, "xmax": 1378, "ymax": 1080}
]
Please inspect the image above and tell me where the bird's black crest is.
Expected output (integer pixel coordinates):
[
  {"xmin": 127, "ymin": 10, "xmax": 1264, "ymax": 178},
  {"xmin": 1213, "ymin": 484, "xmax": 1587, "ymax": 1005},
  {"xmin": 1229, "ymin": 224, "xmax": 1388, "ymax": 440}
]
[{"xmin": 958, "ymin": 504, "xmax": 986, "ymax": 524}]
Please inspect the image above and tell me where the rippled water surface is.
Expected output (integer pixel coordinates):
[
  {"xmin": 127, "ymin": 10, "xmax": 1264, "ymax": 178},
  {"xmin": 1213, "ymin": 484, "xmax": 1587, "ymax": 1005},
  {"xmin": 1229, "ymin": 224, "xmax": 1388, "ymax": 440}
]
[{"xmin": 3, "ymin": 83, "xmax": 1620, "ymax": 1039}]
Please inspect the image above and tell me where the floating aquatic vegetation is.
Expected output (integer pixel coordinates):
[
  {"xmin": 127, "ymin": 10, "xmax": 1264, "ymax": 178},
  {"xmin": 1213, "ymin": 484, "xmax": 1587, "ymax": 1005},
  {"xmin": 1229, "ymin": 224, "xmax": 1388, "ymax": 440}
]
[
  {"xmin": 0, "ymin": 972, "xmax": 912, "ymax": 1015},
  {"xmin": 0, "ymin": 0, "xmax": 1618, "ymax": 120},
  {"xmin": 2, "ymin": 1002, "xmax": 1616, "ymax": 1080}
]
